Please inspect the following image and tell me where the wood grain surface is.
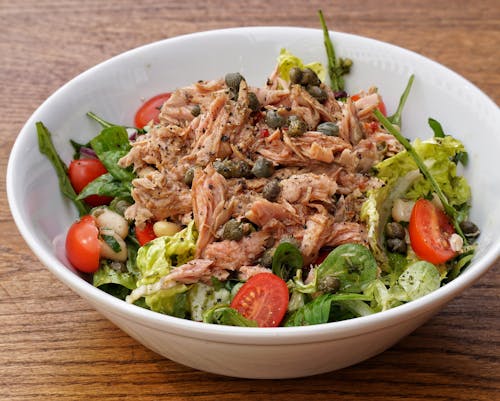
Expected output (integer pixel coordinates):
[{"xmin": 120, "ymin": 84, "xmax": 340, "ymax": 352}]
[{"xmin": 1, "ymin": 0, "xmax": 498, "ymax": 400}]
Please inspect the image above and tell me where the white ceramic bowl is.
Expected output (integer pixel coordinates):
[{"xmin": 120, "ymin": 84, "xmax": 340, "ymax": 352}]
[{"xmin": 7, "ymin": 27, "xmax": 500, "ymax": 379}]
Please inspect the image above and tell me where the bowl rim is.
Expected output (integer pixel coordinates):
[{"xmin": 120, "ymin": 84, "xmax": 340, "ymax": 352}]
[{"xmin": 7, "ymin": 26, "xmax": 500, "ymax": 345}]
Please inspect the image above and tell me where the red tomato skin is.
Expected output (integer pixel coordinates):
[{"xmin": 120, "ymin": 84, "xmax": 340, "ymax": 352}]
[
  {"xmin": 68, "ymin": 159, "xmax": 112, "ymax": 206},
  {"xmin": 134, "ymin": 93, "xmax": 171, "ymax": 129},
  {"xmin": 65, "ymin": 215, "xmax": 100, "ymax": 273},
  {"xmin": 409, "ymin": 199, "xmax": 456, "ymax": 265},
  {"xmin": 230, "ymin": 272, "xmax": 289, "ymax": 327},
  {"xmin": 135, "ymin": 222, "xmax": 157, "ymax": 246},
  {"xmin": 378, "ymin": 98, "xmax": 387, "ymax": 116}
]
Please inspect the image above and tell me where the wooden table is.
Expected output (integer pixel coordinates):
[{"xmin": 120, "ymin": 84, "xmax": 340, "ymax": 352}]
[{"xmin": 1, "ymin": 0, "xmax": 498, "ymax": 399}]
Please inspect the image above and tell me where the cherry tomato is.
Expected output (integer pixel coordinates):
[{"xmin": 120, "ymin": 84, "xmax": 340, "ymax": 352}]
[
  {"xmin": 409, "ymin": 198, "xmax": 456, "ymax": 264},
  {"xmin": 65, "ymin": 215, "xmax": 100, "ymax": 273},
  {"xmin": 230, "ymin": 272, "xmax": 289, "ymax": 327},
  {"xmin": 351, "ymin": 93, "xmax": 387, "ymax": 116},
  {"xmin": 135, "ymin": 222, "xmax": 157, "ymax": 246},
  {"xmin": 134, "ymin": 93, "xmax": 171, "ymax": 129},
  {"xmin": 378, "ymin": 98, "xmax": 387, "ymax": 116},
  {"xmin": 68, "ymin": 159, "xmax": 112, "ymax": 207}
]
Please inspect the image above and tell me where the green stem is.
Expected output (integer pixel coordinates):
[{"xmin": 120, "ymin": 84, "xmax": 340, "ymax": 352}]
[
  {"xmin": 318, "ymin": 9, "xmax": 340, "ymax": 92},
  {"xmin": 86, "ymin": 111, "xmax": 115, "ymax": 128},
  {"xmin": 373, "ymin": 110, "xmax": 467, "ymax": 243},
  {"xmin": 387, "ymin": 74, "xmax": 415, "ymax": 127}
]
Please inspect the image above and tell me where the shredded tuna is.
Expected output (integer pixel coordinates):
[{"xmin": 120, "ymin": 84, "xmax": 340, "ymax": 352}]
[{"xmin": 119, "ymin": 69, "xmax": 402, "ymax": 283}]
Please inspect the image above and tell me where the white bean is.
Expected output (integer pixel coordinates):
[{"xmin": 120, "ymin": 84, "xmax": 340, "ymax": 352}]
[
  {"xmin": 92, "ymin": 207, "xmax": 129, "ymax": 239},
  {"xmin": 99, "ymin": 229, "xmax": 128, "ymax": 262},
  {"xmin": 153, "ymin": 221, "xmax": 181, "ymax": 237},
  {"xmin": 392, "ymin": 198, "xmax": 415, "ymax": 223}
]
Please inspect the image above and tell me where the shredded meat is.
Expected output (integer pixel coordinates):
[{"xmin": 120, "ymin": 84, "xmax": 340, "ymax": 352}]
[{"xmin": 119, "ymin": 68, "xmax": 401, "ymax": 285}]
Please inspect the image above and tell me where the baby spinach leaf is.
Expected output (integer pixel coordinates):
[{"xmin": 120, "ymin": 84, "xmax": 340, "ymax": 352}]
[
  {"xmin": 76, "ymin": 173, "xmax": 132, "ymax": 201},
  {"xmin": 90, "ymin": 126, "xmax": 135, "ymax": 182},
  {"xmin": 36, "ymin": 121, "xmax": 89, "ymax": 216},
  {"xmin": 272, "ymin": 242, "xmax": 303, "ymax": 281},
  {"xmin": 316, "ymin": 243, "xmax": 377, "ymax": 293}
]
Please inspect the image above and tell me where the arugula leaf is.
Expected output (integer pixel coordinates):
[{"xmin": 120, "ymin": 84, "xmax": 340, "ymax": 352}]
[
  {"xmin": 428, "ymin": 117, "xmax": 445, "ymax": 138},
  {"xmin": 36, "ymin": 122, "xmax": 90, "ymax": 216},
  {"xmin": 203, "ymin": 305, "xmax": 258, "ymax": 327},
  {"xmin": 76, "ymin": 173, "xmax": 132, "ymax": 200},
  {"xmin": 272, "ymin": 241, "xmax": 303, "ymax": 282},
  {"xmin": 387, "ymin": 74, "xmax": 415, "ymax": 127},
  {"xmin": 318, "ymin": 9, "xmax": 352, "ymax": 92},
  {"xmin": 285, "ymin": 293, "xmax": 371, "ymax": 326},
  {"xmin": 90, "ymin": 126, "xmax": 135, "ymax": 182},
  {"xmin": 87, "ymin": 111, "xmax": 115, "ymax": 128}
]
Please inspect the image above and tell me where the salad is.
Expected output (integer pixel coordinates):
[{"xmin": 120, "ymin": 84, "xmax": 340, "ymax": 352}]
[{"xmin": 37, "ymin": 12, "xmax": 479, "ymax": 328}]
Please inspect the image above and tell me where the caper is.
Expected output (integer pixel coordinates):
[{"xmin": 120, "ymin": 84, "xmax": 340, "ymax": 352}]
[
  {"xmin": 459, "ymin": 220, "xmax": 480, "ymax": 240},
  {"xmin": 301, "ymin": 68, "xmax": 321, "ymax": 86},
  {"xmin": 265, "ymin": 109, "xmax": 285, "ymax": 129},
  {"xmin": 317, "ymin": 122, "xmax": 339, "ymax": 136},
  {"xmin": 234, "ymin": 160, "xmax": 252, "ymax": 178},
  {"xmin": 260, "ymin": 247, "xmax": 275, "ymax": 268},
  {"xmin": 289, "ymin": 67, "xmax": 303, "ymax": 85},
  {"xmin": 340, "ymin": 57, "xmax": 353, "ymax": 69},
  {"xmin": 307, "ymin": 85, "xmax": 328, "ymax": 103},
  {"xmin": 184, "ymin": 166, "xmax": 195, "ymax": 186},
  {"xmin": 317, "ymin": 275, "xmax": 341, "ymax": 294},
  {"xmin": 262, "ymin": 180, "xmax": 281, "ymax": 202},
  {"xmin": 213, "ymin": 159, "xmax": 233, "ymax": 179},
  {"xmin": 222, "ymin": 219, "xmax": 244, "ymax": 241},
  {"xmin": 225, "ymin": 72, "xmax": 244, "ymax": 91},
  {"xmin": 385, "ymin": 222, "xmax": 406, "ymax": 240},
  {"xmin": 287, "ymin": 116, "xmax": 307, "ymax": 137},
  {"xmin": 386, "ymin": 238, "xmax": 407, "ymax": 254},
  {"xmin": 251, "ymin": 157, "xmax": 275, "ymax": 178},
  {"xmin": 248, "ymin": 92, "xmax": 260, "ymax": 112},
  {"xmin": 191, "ymin": 104, "xmax": 201, "ymax": 117}
]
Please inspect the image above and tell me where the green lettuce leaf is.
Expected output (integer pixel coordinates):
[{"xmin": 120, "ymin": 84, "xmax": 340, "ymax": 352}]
[
  {"xmin": 145, "ymin": 285, "xmax": 189, "ymax": 318},
  {"xmin": 136, "ymin": 221, "xmax": 198, "ymax": 287},
  {"xmin": 277, "ymin": 48, "xmax": 326, "ymax": 84},
  {"xmin": 361, "ymin": 136, "xmax": 471, "ymax": 267},
  {"xmin": 188, "ymin": 283, "xmax": 231, "ymax": 322},
  {"xmin": 202, "ymin": 305, "xmax": 258, "ymax": 327},
  {"xmin": 397, "ymin": 261, "xmax": 441, "ymax": 300},
  {"xmin": 376, "ymin": 136, "xmax": 470, "ymax": 207}
]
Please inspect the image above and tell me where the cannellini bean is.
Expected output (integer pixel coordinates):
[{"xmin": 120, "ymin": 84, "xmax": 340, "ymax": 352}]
[
  {"xmin": 392, "ymin": 199, "xmax": 415, "ymax": 222},
  {"xmin": 92, "ymin": 207, "xmax": 129, "ymax": 239},
  {"xmin": 449, "ymin": 233, "xmax": 464, "ymax": 252},
  {"xmin": 99, "ymin": 229, "xmax": 128, "ymax": 262},
  {"xmin": 153, "ymin": 221, "xmax": 182, "ymax": 237}
]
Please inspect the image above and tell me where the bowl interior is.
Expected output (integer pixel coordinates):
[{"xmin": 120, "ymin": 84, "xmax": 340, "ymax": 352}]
[{"xmin": 8, "ymin": 27, "xmax": 500, "ymax": 335}]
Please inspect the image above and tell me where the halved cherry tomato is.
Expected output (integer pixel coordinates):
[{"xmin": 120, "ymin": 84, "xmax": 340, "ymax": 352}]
[
  {"xmin": 230, "ymin": 272, "xmax": 289, "ymax": 327},
  {"xmin": 378, "ymin": 98, "xmax": 387, "ymax": 116},
  {"xmin": 135, "ymin": 222, "xmax": 157, "ymax": 246},
  {"xmin": 351, "ymin": 93, "xmax": 387, "ymax": 115},
  {"xmin": 68, "ymin": 159, "xmax": 112, "ymax": 207},
  {"xmin": 409, "ymin": 198, "xmax": 456, "ymax": 264},
  {"xmin": 65, "ymin": 215, "xmax": 100, "ymax": 273},
  {"xmin": 134, "ymin": 93, "xmax": 171, "ymax": 129}
]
